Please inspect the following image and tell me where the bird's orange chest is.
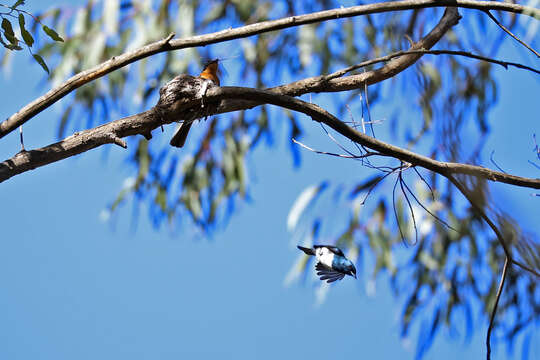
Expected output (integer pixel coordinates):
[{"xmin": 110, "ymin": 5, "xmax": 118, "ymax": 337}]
[{"xmin": 199, "ymin": 62, "xmax": 220, "ymax": 86}]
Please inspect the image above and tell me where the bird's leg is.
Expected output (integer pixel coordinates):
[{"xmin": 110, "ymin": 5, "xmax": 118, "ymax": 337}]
[{"xmin": 18, "ymin": 125, "xmax": 26, "ymax": 153}]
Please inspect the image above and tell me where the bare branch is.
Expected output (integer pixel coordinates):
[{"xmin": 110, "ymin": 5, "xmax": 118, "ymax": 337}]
[
  {"xmin": 1, "ymin": 0, "xmax": 538, "ymax": 139},
  {"xmin": 400, "ymin": 172, "xmax": 458, "ymax": 233},
  {"xmin": 3, "ymin": 86, "xmax": 540, "ymax": 191},
  {"xmin": 399, "ymin": 169, "xmax": 419, "ymax": 245},
  {"xmin": 214, "ymin": 87, "xmax": 540, "ymax": 190},
  {"xmin": 216, "ymin": 7, "xmax": 461, "ymax": 114},
  {"xmin": 0, "ymin": 110, "xmax": 157, "ymax": 182},
  {"xmin": 486, "ymin": 257, "xmax": 509, "ymax": 360},
  {"xmin": 485, "ymin": 10, "xmax": 540, "ymax": 58},
  {"xmin": 292, "ymin": 138, "xmax": 373, "ymax": 159},
  {"xmin": 447, "ymin": 174, "xmax": 539, "ymax": 277},
  {"xmin": 0, "ymin": 6, "xmax": 460, "ymax": 181}
]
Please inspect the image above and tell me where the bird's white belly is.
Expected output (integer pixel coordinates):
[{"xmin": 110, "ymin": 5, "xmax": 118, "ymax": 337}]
[{"xmin": 315, "ymin": 248, "xmax": 334, "ymax": 268}]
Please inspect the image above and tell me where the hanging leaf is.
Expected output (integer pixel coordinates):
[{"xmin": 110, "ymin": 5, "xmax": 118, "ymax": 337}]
[
  {"xmin": 1, "ymin": 18, "xmax": 14, "ymax": 37},
  {"xmin": 1, "ymin": 18, "xmax": 18, "ymax": 46},
  {"xmin": 287, "ymin": 181, "xmax": 328, "ymax": 231},
  {"xmin": 32, "ymin": 53, "xmax": 49, "ymax": 73},
  {"xmin": 18, "ymin": 14, "xmax": 33, "ymax": 47},
  {"xmin": 42, "ymin": 25, "xmax": 64, "ymax": 42},
  {"xmin": 11, "ymin": 0, "xmax": 25, "ymax": 8}
]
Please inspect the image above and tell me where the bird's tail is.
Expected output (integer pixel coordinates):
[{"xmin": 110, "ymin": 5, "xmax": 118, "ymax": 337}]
[
  {"xmin": 170, "ymin": 121, "xmax": 193, "ymax": 148},
  {"xmin": 297, "ymin": 245, "xmax": 315, "ymax": 256}
]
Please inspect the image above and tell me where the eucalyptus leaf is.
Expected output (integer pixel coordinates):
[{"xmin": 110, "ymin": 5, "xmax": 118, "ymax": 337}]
[
  {"xmin": 18, "ymin": 14, "xmax": 33, "ymax": 47},
  {"xmin": 32, "ymin": 53, "xmax": 49, "ymax": 73},
  {"xmin": 11, "ymin": 0, "xmax": 25, "ymax": 9},
  {"xmin": 42, "ymin": 25, "xmax": 64, "ymax": 42}
]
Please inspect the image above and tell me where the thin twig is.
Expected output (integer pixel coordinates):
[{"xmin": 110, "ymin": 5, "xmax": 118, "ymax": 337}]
[
  {"xmin": 446, "ymin": 174, "xmax": 539, "ymax": 277},
  {"xmin": 399, "ymin": 170, "xmax": 418, "ymax": 245},
  {"xmin": 490, "ymin": 151, "xmax": 507, "ymax": 174},
  {"xmin": 364, "ymin": 80, "xmax": 376, "ymax": 138},
  {"xmin": 400, "ymin": 173, "xmax": 458, "ymax": 232},
  {"xmin": 510, "ymin": 259, "xmax": 539, "ymax": 277},
  {"xmin": 360, "ymin": 169, "xmax": 397, "ymax": 205},
  {"xmin": 292, "ymin": 138, "xmax": 372, "ymax": 159},
  {"xmin": 486, "ymin": 256, "xmax": 509, "ymax": 360},
  {"xmin": 413, "ymin": 166, "xmax": 435, "ymax": 201},
  {"xmin": 323, "ymin": 49, "xmax": 540, "ymax": 81},
  {"xmin": 533, "ymin": 134, "xmax": 540, "ymax": 160},
  {"xmin": 318, "ymin": 122, "xmax": 365, "ymax": 159},
  {"xmin": 393, "ymin": 174, "xmax": 408, "ymax": 244},
  {"xmin": 485, "ymin": 10, "xmax": 540, "ymax": 58},
  {"xmin": 292, "ymin": 138, "xmax": 379, "ymax": 159}
]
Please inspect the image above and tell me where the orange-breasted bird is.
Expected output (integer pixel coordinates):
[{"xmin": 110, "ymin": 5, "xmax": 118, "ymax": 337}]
[{"xmin": 168, "ymin": 59, "xmax": 221, "ymax": 148}]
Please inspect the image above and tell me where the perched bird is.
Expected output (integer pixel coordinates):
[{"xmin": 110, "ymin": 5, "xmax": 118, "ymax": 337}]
[
  {"xmin": 297, "ymin": 245, "xmax": 357, "ymax": 283},
  {"xmin": 168, "ymin": 59, "xmax": 221, "ymax": 148}
]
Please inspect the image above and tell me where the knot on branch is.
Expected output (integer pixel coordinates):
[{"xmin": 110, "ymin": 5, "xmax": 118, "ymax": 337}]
[{"xmin": 104, "ymin": 132, "xmax": 127, "ymax": 148}]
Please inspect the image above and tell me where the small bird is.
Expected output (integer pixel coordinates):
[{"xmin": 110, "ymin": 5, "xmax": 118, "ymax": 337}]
[
  {"xmin": 169, "ymin": 59, "xmax": 221, "ymax": 148},
  {"xmin": 297, "ymin": 245, "xmax": 357, "ymax": 283}
]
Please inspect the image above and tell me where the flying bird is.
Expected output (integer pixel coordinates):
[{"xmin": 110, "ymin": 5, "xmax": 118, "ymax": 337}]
[{"xmin": 297, "ymin": 245, "xmax": 357, "ymax": 283}]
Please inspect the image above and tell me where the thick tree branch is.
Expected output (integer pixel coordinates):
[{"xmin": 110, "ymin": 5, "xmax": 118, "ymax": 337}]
[
  {"xmin": 0, "ymin": 110, "xmax": 157, "ymax": 182},
  {"xmin": 215, "ymin": 6, "xmax": 461, "ymax": 113},
  {"xmin": 0, "ymin": 5, "xmax": 459, "ymax": 183},
  {"xmin": 1, "ymin": 0, "xmax": 538, "ymax": 139},
  {"xmin": 2, "ymin": 86, "xmax": 540, "ymax": 192},
  {"xmin": 212, "ymin": 87, "xmax": 540, "ymax": 190}
]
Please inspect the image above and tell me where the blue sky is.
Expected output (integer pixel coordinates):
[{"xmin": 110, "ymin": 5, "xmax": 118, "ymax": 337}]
[{"xmin": 0, "ymin": 2, "xmax": 538, "ymax": 360}]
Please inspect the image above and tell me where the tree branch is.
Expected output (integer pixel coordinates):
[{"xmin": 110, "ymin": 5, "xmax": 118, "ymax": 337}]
[
  {"xmin": 324, "ymin": 49, "xmax": 540, "ymax": 77},
  {"xmin": 1, "ymin": 0, "xmax": 538, "ymax": 139},
  {"xmin": 214, "ymin": 6, "xmax": 461, "ymax": 113},
  {"xmin": 447, "ymin": 174, "xmax": 540, "ymax": 277},
  {"xmin": 0, "ymin": 110, "xmax": 157, "ymax": 182},
  {"xmin": 3, "ymin": 86, "xmax": 540, "ymax": 192},
  {"xmin": 213, "ymin": 87, "xmax": 540, "ymax": 190},
  {"xmin": 486, "ymin": 256, "xmax": 509, "ymax": 360},
  {"xmin": 485, "ymin": 10, "xmax": 540, "ymax": 58},
  {"xmin": 0, "ymin": 5, "xmax": 460, "ymax": 182}
]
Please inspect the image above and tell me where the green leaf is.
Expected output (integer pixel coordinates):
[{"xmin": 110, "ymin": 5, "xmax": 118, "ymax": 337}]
[
  {"xmin": 18, "ymin": 14, "xmax": 33, "ymax": 47},
  {"xmin": 42, "ymin": 25, "xmax": 64, "ymax": 42},
  {"xmin": 32, "ymin": 53, "xmax": 49, "ymax": 73},
  {"xmin": 11, "ymin": 0, "xmax": 25, "ymax": 9},
  {"xmin": 287, "ymin": 181, "xmax": 328, "ymax": 231},
  {"xmin": 155, "ymin": 187, "xmax": 167, "ymax": 211},
  {"xmin": 5, "ymin": 43, "xmax": 22, "ymax": 50},
  {"xmin": 1, "ymin": 18, "xmax": 19, "ymax": 46},
  {"xmin": 1, "ymin": 18, "xmax": 14, "ymax": 37},
  {"xmin": 21, "ymin": 28, "xmax": 33, "ymax": 47}
]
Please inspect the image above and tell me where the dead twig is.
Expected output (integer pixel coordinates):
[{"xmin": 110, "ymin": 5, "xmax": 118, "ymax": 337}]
[{"xmin": 486, "ymin": 257, "xmax": 509, "ymax": 360}]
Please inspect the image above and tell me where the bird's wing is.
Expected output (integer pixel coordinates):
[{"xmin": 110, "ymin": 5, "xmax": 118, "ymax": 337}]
[
  {"xmin": 313, "ymin": 245, "xmax": 344, "ymax": 257},
  {"xmin": 315, "ymin": 262, "xmax": 345, "ymax": 283}
]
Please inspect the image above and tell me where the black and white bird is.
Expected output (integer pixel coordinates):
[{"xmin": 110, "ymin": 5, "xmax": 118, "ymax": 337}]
[{"xmin": 297, "ymin": 245, "xmax": 357, "ymax": 283}]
